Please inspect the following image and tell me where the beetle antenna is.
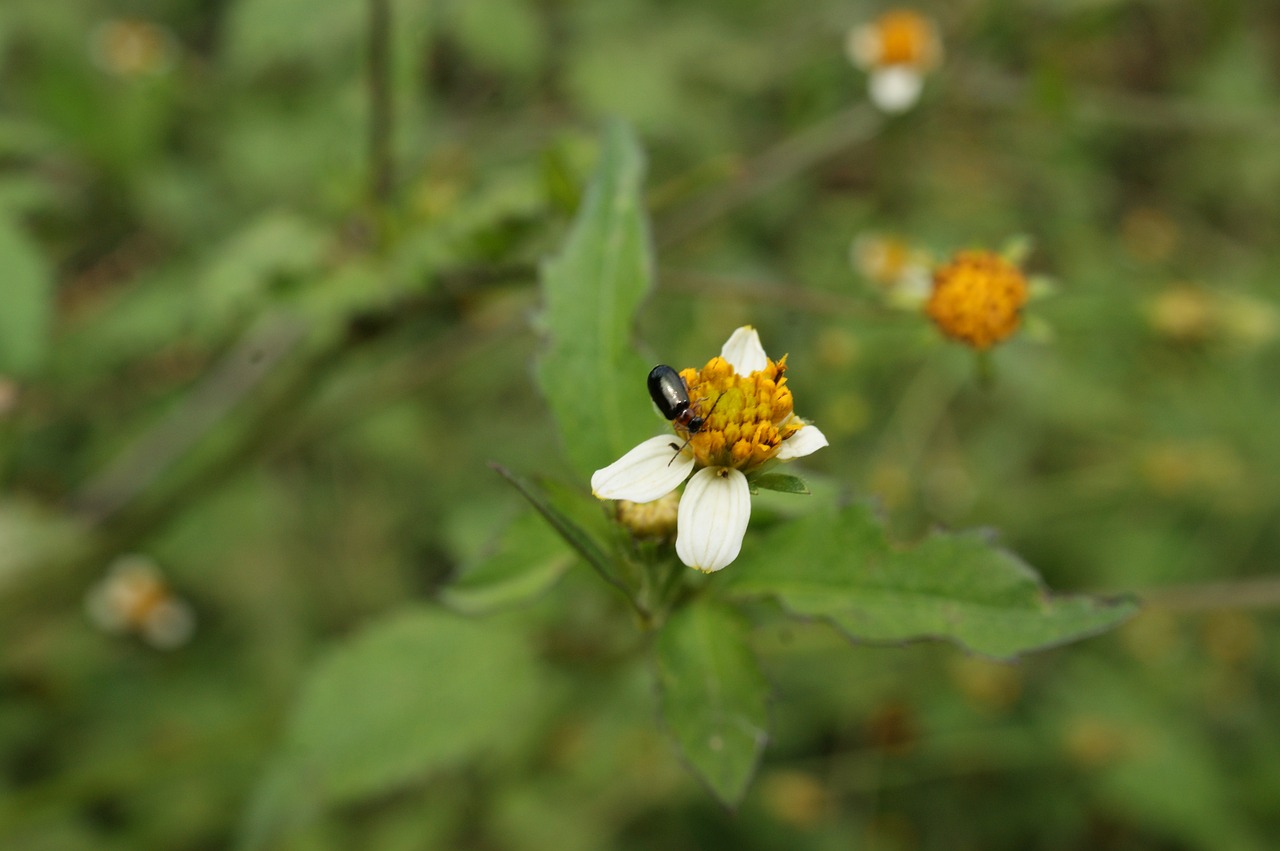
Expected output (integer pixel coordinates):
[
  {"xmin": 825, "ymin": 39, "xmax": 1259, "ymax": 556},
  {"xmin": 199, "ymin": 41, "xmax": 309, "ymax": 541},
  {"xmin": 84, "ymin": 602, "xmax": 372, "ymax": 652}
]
[{"xmin": 667, "ymin": 392, "xmax": 723, "ymax": 466}]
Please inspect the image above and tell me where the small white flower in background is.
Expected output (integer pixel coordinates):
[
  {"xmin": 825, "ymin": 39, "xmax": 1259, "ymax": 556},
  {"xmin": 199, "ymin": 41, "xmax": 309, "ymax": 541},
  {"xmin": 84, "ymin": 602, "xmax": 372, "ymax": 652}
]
[
  {"xmin": 592, "ymin": 327, "xmax": 828, "ymax": 573},
  {"xmin": 850, "ymin": 232, "xmax": 933, "ymax": 309},
  {"xmin": 846, "ymin": 10, "xmax": 943, "ymax": 113},
  {"xmin": 85, "ymin": 554, "xmax": 195, "ymax": 650}
]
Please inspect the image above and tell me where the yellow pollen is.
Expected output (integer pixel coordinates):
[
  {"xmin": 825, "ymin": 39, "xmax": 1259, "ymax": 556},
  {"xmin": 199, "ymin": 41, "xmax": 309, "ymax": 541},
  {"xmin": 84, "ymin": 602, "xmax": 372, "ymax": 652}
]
[
  {"xmin": 872, "ymin": 11, "xmax": 941, "ymax": 69},
  {"xmin": 925, "ymin": 250, "xmax": 1030, "ymax": 350},
  {"xmin": 674, "ymin": 355, "xmax": 802, "ymax": 471}
]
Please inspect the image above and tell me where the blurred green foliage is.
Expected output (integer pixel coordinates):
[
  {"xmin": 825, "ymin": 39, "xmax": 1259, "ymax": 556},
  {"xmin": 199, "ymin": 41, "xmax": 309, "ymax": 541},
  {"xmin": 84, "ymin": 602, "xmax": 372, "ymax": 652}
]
[{"xmin": 1, "ymin": 0, "xmax": 1279, "ymax": 849}]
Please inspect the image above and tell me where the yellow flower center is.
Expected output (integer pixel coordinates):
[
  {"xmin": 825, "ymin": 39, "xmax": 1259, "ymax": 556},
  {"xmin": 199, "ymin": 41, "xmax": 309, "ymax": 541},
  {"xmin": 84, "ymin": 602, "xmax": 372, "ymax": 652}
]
[
  {"xmin": 113, "ymin": 570, "xmax": 172, "ymax": 629},
  {"xmin": 873, "ymin": 11, "xmax": 941, "ymax": 69},
  {"xmin": 675, "ymin": 355, "xmax": 800, "ymax": 471},
  {"xmin": 925, "ymin": 250, "xmax": 1029, "ymax": 349}
]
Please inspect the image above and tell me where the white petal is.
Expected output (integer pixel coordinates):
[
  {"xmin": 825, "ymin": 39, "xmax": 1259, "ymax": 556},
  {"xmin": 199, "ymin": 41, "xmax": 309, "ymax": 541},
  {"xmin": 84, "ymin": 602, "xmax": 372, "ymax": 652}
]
[
  {"xmin": 591, "ymin": 435, "xmax": 695, "ymax": 503},
  {"xmin": 888, "ymin": 264, "xmax": 933, "ymax": 309},
  {"xmin": 720, "ymin": 326, "xmax": 769, "ymax": 376},
  {"xmin": 869, "ymin": 66, "xmax": 923, "ymax": 113},
  {"xmin": 142, "ymin": 599, "xmax": 196, "ymax": 650},
  {"xmin": 844, "ymin": 25, "xmax": 879, "ymax": 69},
  {"xmin": 676, "ymin": 467, "xmax": 751, "ymax": 573},
  {"xmin": 775, "ymin": 421, "xmax": 830, "ymax": 461}
]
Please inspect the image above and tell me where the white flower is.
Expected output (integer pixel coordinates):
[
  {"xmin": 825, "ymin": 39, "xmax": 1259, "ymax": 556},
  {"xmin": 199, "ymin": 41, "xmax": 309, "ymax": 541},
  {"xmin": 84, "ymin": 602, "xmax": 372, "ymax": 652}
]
[
  {"xmin": 85, "ymin": 554, "xmax": 195, "ymax": 650},
  {"xmin": 591, "ymin": 327, "xmax": 828, "ymax": 573},
  {"xmin": 845, "ymin": 11, "xmax": 942, "ymax": 114},
  {"xmin": 850, "ymin": 232, "xmax": 933, "ymax": 309}
]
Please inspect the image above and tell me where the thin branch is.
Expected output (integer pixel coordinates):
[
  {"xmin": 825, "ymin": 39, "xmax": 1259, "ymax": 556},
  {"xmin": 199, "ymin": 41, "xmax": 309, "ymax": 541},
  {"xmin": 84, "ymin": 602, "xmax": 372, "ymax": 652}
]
[
  {"xmin": 1137, "ymin": 576, "xmax": 1280, "ymax": 613},
  {"xmin": 659, "ymin": 267, "xmax": 875, "ymax": 317},
  {"xmin": 71, "ymin": 316, "xmax": 308, "ymax": 524},
  {"xmin": 655, "ymin": 105, "xmax": 883, "ymax": 248}
]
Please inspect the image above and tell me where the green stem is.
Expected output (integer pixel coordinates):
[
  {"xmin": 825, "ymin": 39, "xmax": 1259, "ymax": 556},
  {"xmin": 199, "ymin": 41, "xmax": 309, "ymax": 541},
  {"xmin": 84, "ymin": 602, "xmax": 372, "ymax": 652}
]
[{"xmin": 974, "ymin": 348, "xmax": 995, "ymax": 389}]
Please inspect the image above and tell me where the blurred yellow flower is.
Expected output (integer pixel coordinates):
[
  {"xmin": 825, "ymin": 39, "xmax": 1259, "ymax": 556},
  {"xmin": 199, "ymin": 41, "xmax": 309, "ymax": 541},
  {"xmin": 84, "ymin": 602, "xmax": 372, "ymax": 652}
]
[
  {"xmin": 90, "ymin": 19, "xmax": 178, "ymax": 78},
  {"xmin": 1146, "ymin": 285, "xmax": 1214, "ymax": 342},
  {"xmin": 926, "ymin": 249, "xmax": 1029, "ymax": 349},
  {"xmin": 1146, "ymin": 284, "xmax": 1279, "ymax": 349}
]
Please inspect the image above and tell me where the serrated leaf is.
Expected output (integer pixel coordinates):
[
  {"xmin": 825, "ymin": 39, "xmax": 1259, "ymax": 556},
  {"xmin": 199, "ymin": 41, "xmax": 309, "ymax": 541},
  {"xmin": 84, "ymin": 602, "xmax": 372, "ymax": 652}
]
[
  {"xmin": 537, "ymin": 120, "xmax": 657, "ymax": 479},
  {"xmin": 655, "ymin": 598, "xmax": 769, "ymax": 807},
  {"xmin": 0, "ymin": 216, "xmax": 52, "ymax": 376},
  {"xmin": 722, "ymin": 504, "xmax": 1136, "ymax": 660},
  {"xmin": 442, "ymin": 510, "xmax": 576, "ymax": 614},
  {"xmin": 278, "ymin": 606, "xmax": 539, "ymax": 805},
  {"xmin": 749, "ymin": 472, "xmax": 810, "ymax": 495}
]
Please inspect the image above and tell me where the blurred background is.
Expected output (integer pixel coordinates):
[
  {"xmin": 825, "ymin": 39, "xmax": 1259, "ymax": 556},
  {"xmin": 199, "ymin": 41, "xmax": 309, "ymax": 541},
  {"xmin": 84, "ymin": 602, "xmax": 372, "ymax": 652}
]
[{"xmin": 1, "ymin": 0, "xmax": 1279, "ymax": 848}]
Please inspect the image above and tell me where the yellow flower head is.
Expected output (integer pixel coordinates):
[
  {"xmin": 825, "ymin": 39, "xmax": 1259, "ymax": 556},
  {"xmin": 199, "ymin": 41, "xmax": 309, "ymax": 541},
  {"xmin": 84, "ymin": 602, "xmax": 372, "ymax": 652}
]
[
  {"xmin": 926, "ymin": 250, "xmax": 1030, "ymax": 349},
  {"xmin": 860, "ymin": 10, "xmax": 942, "ymax": 69},
  {"xmin": 616, "ymin": 491, "xmax": 681, "ymax": 540},
  {"xmin": 677, "ymin": 355, "xmax": 801, "ymax": 471}
]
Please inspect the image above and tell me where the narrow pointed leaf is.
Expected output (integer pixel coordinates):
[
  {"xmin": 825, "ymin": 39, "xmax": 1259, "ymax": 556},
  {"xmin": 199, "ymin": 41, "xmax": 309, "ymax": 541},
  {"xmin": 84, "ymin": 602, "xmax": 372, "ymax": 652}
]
[
  {"xmin": 723, "ymin": 504, "xmax": 1136, "ymax": 660},
  {"xmin": 491, "ymin": 464, "xmax": 610, "ymax": 572},
  {"xmin": 537, "ymin": 120, "xmax": 656, "ymax": 478},
  {"xmin": 491, "ymin": 464, "xmax": 631, "ymax": 603},
  {"xmin": 442, "ymin": 510, "xmax": 576, "ymax": 614},
  {"xmin": 655, "ymin": 598, "xmax": 769, "ymax": 807}
]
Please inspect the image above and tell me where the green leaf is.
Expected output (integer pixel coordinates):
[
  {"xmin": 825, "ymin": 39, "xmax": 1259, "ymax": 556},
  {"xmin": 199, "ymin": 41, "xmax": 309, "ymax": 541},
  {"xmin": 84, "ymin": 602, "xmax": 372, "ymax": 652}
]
[
  {"xmin": 654, "ymin": 598, "xmax": 769, "ymax": 807},
  {"xmin": 722, "ymin": 504, "xmax": 1136, "ymax": 660},
  {"xmin": 278, "ymin": 606, "xmax": 540, "ymax": 804},
  {"xmin": 749, "ymin": 472, "xmax": 810, "ymax": 495},
  {"xmin": 0, "ymin": 216, "xmax": 52, "ymax": 376},
  {"xmin": 537, "ymin": 120, "xmax": 657, "ymax": 479},
  {"xmin": 441, "ymin": 510, "xmax": 576, "ymax": 614},
  {"xmin": 449, "ymin": 0, "xmax": 547, "ymax": 77},
  {"xmin": 223, "ymin": 0, "xmax": 363, "ymax": 73},
  {"xmin": 197, "ymin": 211, "xmax": 329, "ymax": 327}
]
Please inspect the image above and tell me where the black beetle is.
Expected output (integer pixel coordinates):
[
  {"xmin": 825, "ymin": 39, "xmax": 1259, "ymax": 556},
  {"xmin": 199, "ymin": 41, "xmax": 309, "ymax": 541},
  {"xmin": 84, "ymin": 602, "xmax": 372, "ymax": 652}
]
[{"xmin": 647, "ymin": 365, "xmax": 708, "ymax": 434}]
